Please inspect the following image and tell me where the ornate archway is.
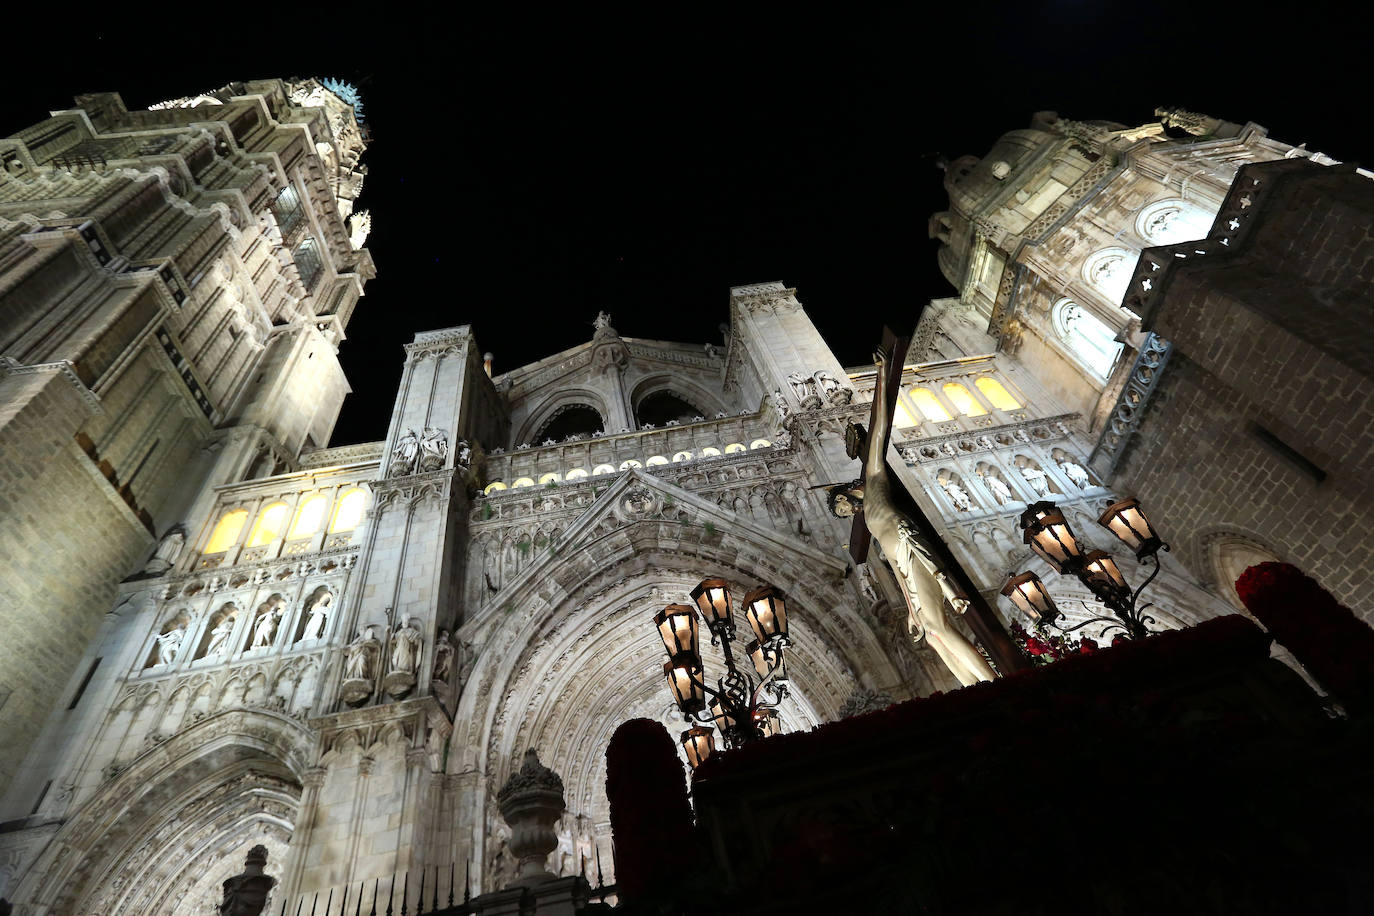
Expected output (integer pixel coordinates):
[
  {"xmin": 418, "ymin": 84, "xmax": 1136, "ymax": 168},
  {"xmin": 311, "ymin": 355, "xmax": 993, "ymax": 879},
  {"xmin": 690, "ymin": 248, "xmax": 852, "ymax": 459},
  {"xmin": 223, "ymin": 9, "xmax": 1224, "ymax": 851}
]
[
  {"xmin": 451, "ymin": 471, "xmax": 905, "ymax": 891},
  {"xmin": 15, "ymin": 709, "xmax": 310, "ymax": 915}
]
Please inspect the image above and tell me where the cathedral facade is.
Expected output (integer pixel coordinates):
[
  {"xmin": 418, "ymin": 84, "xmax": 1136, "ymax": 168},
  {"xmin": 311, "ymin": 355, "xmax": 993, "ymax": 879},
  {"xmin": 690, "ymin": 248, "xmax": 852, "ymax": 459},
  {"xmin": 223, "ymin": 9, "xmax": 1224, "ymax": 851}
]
[{"xmin": 0, "ymin": 84, "xmax": 1359, "ymax": 914}]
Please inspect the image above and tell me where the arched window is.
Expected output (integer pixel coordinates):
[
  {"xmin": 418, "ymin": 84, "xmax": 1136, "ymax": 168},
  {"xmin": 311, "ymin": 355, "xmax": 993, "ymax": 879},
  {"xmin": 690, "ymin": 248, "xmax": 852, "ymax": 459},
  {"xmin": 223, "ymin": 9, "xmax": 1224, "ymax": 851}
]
[
  {"xmin": 1052, "ymin": 300, "xmax": 1124, "ymax": 378},
  {"xmin": 511, "ymin": 477, "xmax": 536, "ymax": 488},
  {"xmin": 1136, "ymin": 198, "xmax": 1215, "ymax": 246},
  {"xmin": 538, "ymin": 472, "xmax": 561, "ymax": 485},
  {"xmin": 483, "ymin": 481, "xmax": 508, "ymax": 494},
  {"xmin": 645, "ymin": 455, "xmax": 670, "ymax": 466},
  {"xmin": 534, "ymin": 405, "xmax": 604, "ymax": 442},
  {"xmin": 247, "ymin": 502, "xmax": 289, "ymax": 547},
  {"xmin": 942, "ymin": 383, "xmax": 986, "ymax": 417},
  {"xmin": 975, "ymin": 377, "xmax": 1021, "ymax": 410},
  {"xmin": 565, "ymin": 468, "xmax": 589, "ymax": 480},
  {"xmin": 205, "ymin": 509, "xmax": 248, "ymax": 554},
  {"xmin": 893, "ymin": 399, "xmax": 920, "ymax": 428},
  {"xmin": 672, "ymin": 451, "xmax": 694, "ymax": 463},
  {"xmin": 699, "ymin": 447, "xmax": 722, "ymax": 458},
  {"xmin": 724, "ymin": 443, "xmax": 746, "ymax": 454},
  {"xmin": 749, "ymin": 438, "xmax": 772, "ymax": 449},
  {"xmin": 288, "ymin": 494, "xmax": 328, "ymax": 539},
  {"xmin": 636, "ymin": 390, "xmax": 704, "ymax": 427},
  {"xmin": 1083, "ymin": 247, "xmax": 1137, "ymax": 307},
  {"xmin": 329, "ymin": 488, "xmax": 368, "ymax": 532},
  {"xmin": 909, "ymin": 388, "xmax": 951, "ymax": 423},
  {"xmin": 619, "ymin": 459, "xmax": 643, "ymax": 470},
  {"xmin": 592, "ymin": 464, "xmax": 616, "ymax": 476}
]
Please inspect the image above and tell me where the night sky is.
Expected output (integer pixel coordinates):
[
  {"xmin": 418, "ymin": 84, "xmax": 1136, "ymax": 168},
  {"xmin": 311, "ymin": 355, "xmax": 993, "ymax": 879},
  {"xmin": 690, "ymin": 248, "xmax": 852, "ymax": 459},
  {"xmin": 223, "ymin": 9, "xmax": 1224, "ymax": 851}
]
[{"xmin": 3, "ymin": 11, "xmax": 1365, "ymax": 445}]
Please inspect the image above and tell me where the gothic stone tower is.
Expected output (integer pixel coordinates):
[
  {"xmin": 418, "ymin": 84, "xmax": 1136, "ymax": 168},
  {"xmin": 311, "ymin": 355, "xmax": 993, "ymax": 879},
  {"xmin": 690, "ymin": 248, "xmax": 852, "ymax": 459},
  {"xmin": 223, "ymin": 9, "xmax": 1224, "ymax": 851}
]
[{"xmin": 0, "ymin": 78, "xmax": 373, "ymax": 910}]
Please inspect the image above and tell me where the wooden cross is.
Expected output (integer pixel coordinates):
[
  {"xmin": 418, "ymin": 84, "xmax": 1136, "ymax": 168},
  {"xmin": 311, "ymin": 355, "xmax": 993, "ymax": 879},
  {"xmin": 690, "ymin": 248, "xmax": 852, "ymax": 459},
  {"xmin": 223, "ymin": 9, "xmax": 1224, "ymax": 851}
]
[{"xmin": 845, "ymin": 326, "xmax": 1028, "ymax": 675}]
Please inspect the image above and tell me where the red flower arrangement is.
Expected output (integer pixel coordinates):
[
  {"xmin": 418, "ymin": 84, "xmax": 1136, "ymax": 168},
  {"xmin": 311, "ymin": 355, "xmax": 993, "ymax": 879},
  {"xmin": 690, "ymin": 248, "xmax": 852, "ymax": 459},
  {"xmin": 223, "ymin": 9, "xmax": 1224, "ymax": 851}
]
[
  {"xmin": 1008, "ymin": 620, "xmax": 1098, "ymax": 666},
  {"xmin": 1236, "ymin": 561, "xmax": 1374, "ymax": 716}
]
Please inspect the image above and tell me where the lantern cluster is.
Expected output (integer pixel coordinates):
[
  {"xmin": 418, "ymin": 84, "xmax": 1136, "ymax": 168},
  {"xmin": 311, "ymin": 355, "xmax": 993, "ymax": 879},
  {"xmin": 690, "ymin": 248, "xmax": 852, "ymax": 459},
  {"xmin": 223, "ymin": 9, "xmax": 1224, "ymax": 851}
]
[
  {"xmin": 1004, "ymin": 498, "xmax": 1168, "ymax": 642},
  {"xmin": 656, "ymin": 577, "xmax": 793, "ymax": 769}
]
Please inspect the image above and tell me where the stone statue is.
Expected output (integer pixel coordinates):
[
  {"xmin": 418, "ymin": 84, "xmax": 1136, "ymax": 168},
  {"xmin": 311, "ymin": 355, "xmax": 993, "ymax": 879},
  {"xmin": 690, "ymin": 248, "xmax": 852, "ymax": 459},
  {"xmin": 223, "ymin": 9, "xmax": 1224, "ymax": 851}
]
[
  {"xmin": 155, "ymin": 621, "xmax": 187, "ymax": 666},
  {"xmin": 813, "ymin": 369, "xmax": 850, "ymax": 404},
  {"xmin": 251, "ymin": 606, "xmax": 279, "ymax": 650},
  {"xmin": 344, "ymin": 625, "xmax": 379, "ymax": 680},
  {"xmin": 391, "ymin": 429, "xmax": 420, "ymax": 477},
  {"xmin": 301, "ymin": 593, "xmax": 331, "ymax": 641},
  {"xmin": 831, "ymin": 346, "xmax": 996, "ymax": 687},
  {"xmin": 785, "ymin": 372, "xmax": 813, "ymax": 402},
  {"xmin": 218, "ymin": 844, "xmax": 276, "ymax": 916},
  {"xmin": 142, "ymin": 526, "xmax": 186, "ymax": 575},
  {"xmin": 982, "ymin": 471, "xmax": 1013, "ymax": 505},
  {"xmin": 1059, "ymin": 458, "xmax": 1092, "ymax": 489},
  {"xmin": 943, "ymin": 480, "xmax": 973, "ymax": 512},
  {"xmin": 390, "ymin": 619, "xmax": 423, "ymax": 674},
  {"xmin": 593, "ymin": 311, "xmax": 612, "ymax": 330},
  {"xmin": 347, "ymin": 209, "xmax": 371, "ymax": 249},
  {"xmin": 205, "ymin": 616, "xmax": 234, "ymax": 658},
  {"xmin": 418, "ymin": 427, "xmax": 448, "ymax": 472},
  {"xmin": 1020, "ymin": 464, "xmax": 1051, "ymax": 497},
  {"xmin": 434, "ymin": 628, "xmax": 454, "ymax": 682}
]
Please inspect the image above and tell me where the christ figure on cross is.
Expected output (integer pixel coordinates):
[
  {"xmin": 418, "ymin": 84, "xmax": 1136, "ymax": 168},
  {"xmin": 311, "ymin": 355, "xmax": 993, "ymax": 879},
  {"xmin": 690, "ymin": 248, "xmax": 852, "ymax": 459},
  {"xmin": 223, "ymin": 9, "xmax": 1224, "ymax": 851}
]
[{"xmin": 828, "ymin": 342, "xmax": 997, "ymax": 686}]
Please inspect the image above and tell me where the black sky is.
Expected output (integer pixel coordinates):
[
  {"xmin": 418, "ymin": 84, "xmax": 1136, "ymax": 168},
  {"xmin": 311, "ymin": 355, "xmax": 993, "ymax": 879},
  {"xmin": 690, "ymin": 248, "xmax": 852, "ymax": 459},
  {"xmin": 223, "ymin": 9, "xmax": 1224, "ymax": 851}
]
[{"xmin": 3, "ymin": 10, "xmax": 1366, "ymax": 445}]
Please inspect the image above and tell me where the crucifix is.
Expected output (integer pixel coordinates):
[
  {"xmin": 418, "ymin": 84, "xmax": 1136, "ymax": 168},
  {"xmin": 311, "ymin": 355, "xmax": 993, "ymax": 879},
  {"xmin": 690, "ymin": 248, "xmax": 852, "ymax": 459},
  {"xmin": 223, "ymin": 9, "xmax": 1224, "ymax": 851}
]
[{"xmin": 834, "ymin": 327, "xmax": 1027, "ymax": 681}]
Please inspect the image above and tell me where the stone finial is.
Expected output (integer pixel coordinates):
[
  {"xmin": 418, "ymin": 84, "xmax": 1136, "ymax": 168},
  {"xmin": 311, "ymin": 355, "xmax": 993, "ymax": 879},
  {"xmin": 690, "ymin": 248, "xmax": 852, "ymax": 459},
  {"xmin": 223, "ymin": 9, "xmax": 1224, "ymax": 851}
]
[
  {"xmin": 218, "ymin": 844, "xmax": 276, "ymax": 916},
  {"xmin": 495, "ymin": 749, "xmax": 567, "ymax": 887}
]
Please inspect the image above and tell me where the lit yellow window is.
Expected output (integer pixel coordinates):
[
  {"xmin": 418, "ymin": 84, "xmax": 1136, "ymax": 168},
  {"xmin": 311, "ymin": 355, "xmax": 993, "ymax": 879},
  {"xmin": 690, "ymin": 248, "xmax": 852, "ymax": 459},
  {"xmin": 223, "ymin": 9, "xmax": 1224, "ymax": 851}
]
[
  {"xmin": 943, "ymin": 383, "xmax": 986, "ymax": 417},
  {"xmin": 330, "ymin": 488, "xmax": 368, "ymax": 532},
  {"xmin": 565, "ymin": 468, "xmax": 589, "ymax": 480},
  {"xmin": 724, "ymin": 443, "xmax": 746, "ymax": 454},
  {"xmin": 619, "ymin": 459, "xmax": 643, "ymax": 470},
  {"xmin": 909, "ymin": 388, "xmax": 951, "ymax": 422},
  {"xmin": 749, "ymin": 439, "xmax": 772, "ymax": 449},
  {"xmin": 288, "ymin": 495, "xmax": 327, "ymax": 539},
  {"xmin": 205, "ymin": 509, "xmax": 248, "ymax": 554},
  {"xmin": 484, "ymin": 481, "xmax": 507, "ymax": 494},
  {"xmin": 672, "ymin": 451, "xmax": 693, "ymax": 462},
  {"xmin": 247, "ymin": 502, "xmax": 289, "ymax": 546},
  {"xmin": 699, "ymin": 447, "xmax": 722, "ymax": 458},
  {"xmin": 592, "ymin": 464, "xmax": 616, "ymax": 476},
  {"xmin": 893, "ymin": 400, "xmax": 920, "ymax": 428},
  {"xmin": 538, "ymin": 472, "xmax": 561, "ymax": 484},
  {"xmin": 646, "ymin": 455, "xmax": 669, "ymax": 466},
  {"xmin": 511, "ymin": 477, "xmax": 536, "ymax": 488},
  {"xmin": 975, "ymin": 377, "xmax": 1021, "ymax": 410}
]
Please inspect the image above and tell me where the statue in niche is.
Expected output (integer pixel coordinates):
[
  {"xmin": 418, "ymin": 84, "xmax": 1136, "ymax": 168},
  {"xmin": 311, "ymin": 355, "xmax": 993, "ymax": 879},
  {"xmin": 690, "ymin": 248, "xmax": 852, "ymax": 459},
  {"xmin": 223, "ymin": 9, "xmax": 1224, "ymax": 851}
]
[
  {"xmin": 786, "ymin": 372, "xmax": 817, "ymax": 405},
  {"xmin": 593, "ymin": 311, "xmax": 612, "ymax": 330},
  {"xmin": 433, "ymin": 628, "xmax": 454, "ymax": 682},
  {"xmin": 831, "ymin": 346, "xmax": 997, "ymax": 687},
  {"xmin": 418, "ymin": 427, "xmax": 449, "ymax": 472},
  {"xmin": 251, "ymin": 605, "xmax": 280, "ymax": 650},
  {"xmin": 1059, "ymin": 458, "xmax": 1092, "ymax": 489},
  {"xmin": 942, "ymin": 479, "xmax": 973, "ymax": 512},
  {"xmin": 205, "ymin": 615, "xmax": 235, "ymax": 658},
  {"xmin": 301, "ymin": 592, "xmax": 332, "ymax": 642},
  {"xmin": 344, "ymin": 625, "xmax": 380, "ymax": 680},
  {"xmin": 142, "ymin": 526, "xmax": 186, "ymax": 575},
  {"xmin": 155, "ymin": 621, "xmax": 188, "ymax": 666},
  {"xmin": 1020, "ymin": 464, "xmax": 1051, "ymax": 497},
  {"xmin": 981, "ymin": 471, "xmax": 1014, "ymax": 506},
  {"xmin": 813, "ymin": 369, "xmax": 852, "ymax": 405},
  {"xmin": 390, "ymin": 619, "xmax": 423, "ymax": 674},
  {"xmin": 390, "ymin": 429, "xmax": 420, "ymax": 477}
]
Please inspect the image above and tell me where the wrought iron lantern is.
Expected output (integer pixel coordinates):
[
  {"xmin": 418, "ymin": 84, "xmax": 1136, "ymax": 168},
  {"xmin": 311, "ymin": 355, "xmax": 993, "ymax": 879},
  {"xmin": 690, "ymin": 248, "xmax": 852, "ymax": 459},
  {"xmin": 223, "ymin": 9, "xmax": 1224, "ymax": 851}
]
[
  {"xmin": 1000, "ymin": 571, "xmax": 1060, "ymax": 626},
  {"xmin": 657, "ymin": 577, "xmax": 792, "ymax": 767},
  {"xmin": 1007, "ymin": 498, "xmax": 1172, "ymax": 643}
]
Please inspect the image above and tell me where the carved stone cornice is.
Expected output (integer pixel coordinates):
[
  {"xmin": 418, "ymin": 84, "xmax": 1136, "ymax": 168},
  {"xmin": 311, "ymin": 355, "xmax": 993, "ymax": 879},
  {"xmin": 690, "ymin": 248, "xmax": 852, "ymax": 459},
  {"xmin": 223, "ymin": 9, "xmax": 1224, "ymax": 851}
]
[
  {"xmin": 371, "ymin": 467, "xmax": 460, "ymax": 512},
  {"xmin": 299, "ymin": 441, "xmax": 384, "ymax": 468},
  {"xmin": 0, "ymin": 357, "xmax": 104, "ymax": 414},
  {"xmin": 897, "ymin": 413, "xmax": 1080, "ymax": 463},
  {"xmin": 405, "ymin": 326, "xmax": 473, "ymax": 363}
]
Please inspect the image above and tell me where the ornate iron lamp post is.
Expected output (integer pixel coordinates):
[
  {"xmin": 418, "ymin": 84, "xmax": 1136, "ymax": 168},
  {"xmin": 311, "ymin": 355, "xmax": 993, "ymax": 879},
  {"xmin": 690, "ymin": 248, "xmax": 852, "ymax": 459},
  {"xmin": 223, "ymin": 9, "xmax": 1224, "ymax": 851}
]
[
  {"xmin": 1003, "ymin": 498, "xmax": 1171, "ymax": 642},
  {"xmin": 656, "ymin": 577, "xmax": 792, "ymax": 768}
]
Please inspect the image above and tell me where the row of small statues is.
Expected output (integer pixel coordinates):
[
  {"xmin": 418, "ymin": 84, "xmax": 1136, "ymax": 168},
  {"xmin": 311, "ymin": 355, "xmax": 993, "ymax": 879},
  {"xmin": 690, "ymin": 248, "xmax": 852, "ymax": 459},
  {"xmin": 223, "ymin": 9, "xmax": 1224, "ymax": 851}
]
[
  {"xmin": 781, "ymin": 369, "xmax": 851, "ymax": 409},
  {"xmin": 342, "ymin": 622, "xmax": 456, "ymax": 683},
  {"xmin": 389, "ymin": 428, "xmax": 472, "ymax": 477},
  {"xmin": 939, "ymin": 456, "xmax": 1094, "ymax": 512},
  {"xmin": 153, "ymin": 593, "xmax": 335, "ymax": 667}
]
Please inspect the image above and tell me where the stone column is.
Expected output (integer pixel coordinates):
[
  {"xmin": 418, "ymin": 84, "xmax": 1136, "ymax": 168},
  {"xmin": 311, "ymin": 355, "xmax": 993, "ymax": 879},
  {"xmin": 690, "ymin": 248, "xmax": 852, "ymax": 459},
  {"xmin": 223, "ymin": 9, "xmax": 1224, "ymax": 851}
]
[{"xmin": 495, "ymin": 749, "xmax": 566, "ymax": 888}]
